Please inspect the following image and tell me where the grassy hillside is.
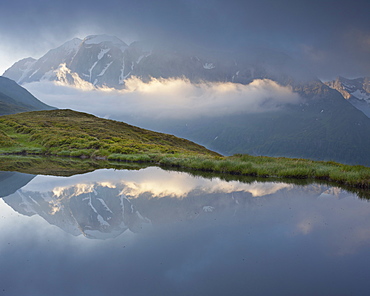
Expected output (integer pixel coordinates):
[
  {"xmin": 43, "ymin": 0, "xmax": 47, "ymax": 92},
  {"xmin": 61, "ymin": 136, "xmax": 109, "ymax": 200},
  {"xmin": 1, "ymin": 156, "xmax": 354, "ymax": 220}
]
[{"xmin": 0, "ymin": 109, "xmax": 219, "ymax": 158}]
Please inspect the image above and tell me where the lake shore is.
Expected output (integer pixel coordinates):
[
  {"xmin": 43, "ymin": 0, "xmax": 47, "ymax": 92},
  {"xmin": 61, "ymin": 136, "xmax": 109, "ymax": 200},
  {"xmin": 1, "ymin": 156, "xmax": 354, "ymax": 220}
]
[{"xmin": 0, "ymin": 153, "xmax": 369, "ymax": 196}]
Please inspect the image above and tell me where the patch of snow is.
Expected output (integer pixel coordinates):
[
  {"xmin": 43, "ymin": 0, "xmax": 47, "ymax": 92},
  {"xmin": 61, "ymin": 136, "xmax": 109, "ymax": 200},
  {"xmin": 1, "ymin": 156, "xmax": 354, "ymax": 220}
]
[
  {"xmin": 351, "ymin": 89, "xmax": 370, "ymax": 102},
  {"xmin": 97, "ymin": 214, "xmax": 110, "ymax": 227},
  {"xmin": 86, "ymin": 195, "xmax": 109, "ymax": 227},
  {"xmin": 119, "ymin": 195, "xmax": 126, "ymax": 218},
  {"xmin": 203, "ymin": 206, "xmax": 215, "ymax": 212},
  {"xmin": 89, "ymin": 61, "xmax": 98, "ymax": 81},
  {"xmin": 29, "ymin": 68, "xmax": 40, "ymax": 78},
  {"xmin": 203, "ymin": 63, "xmax": 215, "ymax": 70},
  {"xmin": 137, "ymin": 55, "xmax": 145, "ymax": 64},
  {"xmin": 98, "ymin": 48, "xmax": 110, "ymax": 60},
  {"xmin": 97, "ymin": 198, "xmax": 113, "ymax": 213},
  {"xmin": 97, "ymin": 61, "xmax": 113, "ymax": 77},
  {"xmin": 119, "ymin": 62, "xmax": 125, "ymax": 84},
  {"xmin": 342, "ymin": 82, "xmax": 351, "ymax": 88},
  {"xmin": 28, "ymin": 196, "xmax": 40, "ymax": 206},
  {"xmin": 18, "ymin": 191, "xmax": 37, "ymax": 214}
]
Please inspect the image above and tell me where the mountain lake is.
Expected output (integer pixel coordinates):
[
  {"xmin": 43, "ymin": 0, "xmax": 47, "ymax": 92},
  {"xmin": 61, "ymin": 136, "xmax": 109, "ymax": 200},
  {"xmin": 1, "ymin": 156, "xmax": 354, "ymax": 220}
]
[{"xmin": 0, "ymin": 166, "xmax": 370, "ymax": 295}]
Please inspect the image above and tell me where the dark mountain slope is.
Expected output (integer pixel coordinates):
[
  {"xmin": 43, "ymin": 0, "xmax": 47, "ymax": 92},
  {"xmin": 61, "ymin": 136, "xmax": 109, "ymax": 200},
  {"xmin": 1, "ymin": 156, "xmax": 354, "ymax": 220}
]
[
  {"xmin": 0, "ymin": 171, "xmax": 35, "ymax": 197},
  {"xmin": 0, "ymin": 76, "xmax": 55, "ymax": 115}
]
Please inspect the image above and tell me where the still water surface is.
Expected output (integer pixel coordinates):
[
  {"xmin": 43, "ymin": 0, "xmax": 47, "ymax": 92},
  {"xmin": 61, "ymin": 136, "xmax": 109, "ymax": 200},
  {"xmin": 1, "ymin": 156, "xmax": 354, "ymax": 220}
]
[{"xmin": 0, "ymin": 167, "xmax": 370, "ymax": 295}]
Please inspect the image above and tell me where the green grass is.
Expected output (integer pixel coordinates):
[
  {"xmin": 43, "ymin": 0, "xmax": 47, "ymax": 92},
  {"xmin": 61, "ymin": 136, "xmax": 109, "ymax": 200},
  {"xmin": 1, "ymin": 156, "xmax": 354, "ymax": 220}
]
[
  {"xmin": 153, "ymin": 154, "xmax": 370, "ymax": 189},
  {"xmin": 0, "ymin": 109, "xmax": 219, "ymax": 158}
]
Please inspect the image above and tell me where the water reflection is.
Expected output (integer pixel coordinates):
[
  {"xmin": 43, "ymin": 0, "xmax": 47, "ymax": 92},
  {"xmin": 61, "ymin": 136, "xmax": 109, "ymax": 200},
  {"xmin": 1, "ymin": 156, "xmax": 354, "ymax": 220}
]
[
  {"xmin": 1, "ymin": 168, "xmax": 297, "ymax": 239},
  {"xmin": 1, "ymin": 167, "xmax": 370, "ymax": 295}
]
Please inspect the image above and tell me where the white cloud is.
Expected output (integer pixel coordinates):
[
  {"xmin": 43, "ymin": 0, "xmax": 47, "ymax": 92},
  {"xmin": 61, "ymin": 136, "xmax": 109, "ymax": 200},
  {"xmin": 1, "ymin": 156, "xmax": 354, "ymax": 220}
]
[{"xmin": 24, "ymin": 77, "xmax": 301, "ymax": 120}]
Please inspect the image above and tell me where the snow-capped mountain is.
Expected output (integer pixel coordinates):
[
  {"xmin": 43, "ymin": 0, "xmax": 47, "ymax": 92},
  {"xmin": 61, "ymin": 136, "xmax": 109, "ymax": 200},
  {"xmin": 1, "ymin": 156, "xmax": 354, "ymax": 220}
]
[
  {"xmin": 3, "ymin": 35, "xmax": 130, "ymax": 89},
  {"xmin": 3, "ymin": 34, "xmax": 316, "ymax": 89},
  {"xmin": 325, "ymin": 76, "xmax": 370, "ymax": 117}
]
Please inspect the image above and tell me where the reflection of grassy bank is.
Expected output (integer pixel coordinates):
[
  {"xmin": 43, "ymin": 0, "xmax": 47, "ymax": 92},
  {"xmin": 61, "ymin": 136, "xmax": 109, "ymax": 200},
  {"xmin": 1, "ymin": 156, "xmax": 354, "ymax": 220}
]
[
  {"xmin": 1, "ymin": 153, "xmax": 369, "ymax": 193},
  {"xmin": 161, "ymin": 164, "xmax": 370, "ymax": 200},
  {"xmin": 0, "ymin": 155, "xmax": 150, "ymax": 176}
]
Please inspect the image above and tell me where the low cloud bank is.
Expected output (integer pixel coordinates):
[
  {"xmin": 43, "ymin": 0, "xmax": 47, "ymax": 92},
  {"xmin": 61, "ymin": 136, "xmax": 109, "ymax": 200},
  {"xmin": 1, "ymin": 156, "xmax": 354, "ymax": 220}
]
[{"xmin": 25, "ymin": 77, "xmax": 301, "ymax": 120}]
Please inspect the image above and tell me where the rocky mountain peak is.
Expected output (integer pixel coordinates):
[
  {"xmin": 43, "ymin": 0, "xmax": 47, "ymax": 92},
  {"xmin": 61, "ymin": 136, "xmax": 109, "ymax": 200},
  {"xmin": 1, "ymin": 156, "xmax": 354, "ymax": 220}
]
[{"xmin": 325, "ymin": 76, "xmax": 370, "ymax": 117}]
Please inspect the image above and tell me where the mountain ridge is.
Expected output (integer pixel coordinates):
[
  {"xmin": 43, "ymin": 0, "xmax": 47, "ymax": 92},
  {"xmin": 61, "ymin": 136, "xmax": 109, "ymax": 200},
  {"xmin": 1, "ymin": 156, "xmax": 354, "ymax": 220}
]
[
  {"xmin": 3, "ymin": 34, "xmax": 317, "ymax": 89},
  {"xmin": 0, "ymin": 76, "xmax": 55, "ymax": 115}
]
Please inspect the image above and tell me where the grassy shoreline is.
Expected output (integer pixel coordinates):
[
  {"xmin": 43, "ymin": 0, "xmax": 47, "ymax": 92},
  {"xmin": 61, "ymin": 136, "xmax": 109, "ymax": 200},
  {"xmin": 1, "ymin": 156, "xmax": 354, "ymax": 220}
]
[
  {"xmin": 110, "ymin": 153, "xmax": 370, "ymax": 189},
  {"xmin": 1, "ymin": 152, "xmax": 369, "ymax": 190}
]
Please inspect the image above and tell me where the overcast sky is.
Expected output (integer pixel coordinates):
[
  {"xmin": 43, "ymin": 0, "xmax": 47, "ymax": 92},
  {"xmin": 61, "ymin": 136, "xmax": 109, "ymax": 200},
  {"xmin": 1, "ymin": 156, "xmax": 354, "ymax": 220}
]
[{"xmin": 0, "ymin": 0, "xmax": 369, "ymax": 80}]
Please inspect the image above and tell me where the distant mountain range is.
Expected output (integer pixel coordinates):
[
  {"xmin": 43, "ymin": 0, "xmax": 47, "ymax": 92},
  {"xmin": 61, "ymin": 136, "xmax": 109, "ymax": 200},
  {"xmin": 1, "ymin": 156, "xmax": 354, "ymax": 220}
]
[
  {"xmin": 2, "ymin": 35, "xmax": 370, "ymax": 166},
  {"xmin": 3, "ymin": 34, "xmax": 315, "ymax": 89},
  {"xmin": 325, "ymin": 76, "xmax": 370, "ymax": 118},
  {"xmin": 0, "ymin": 76, "xmax": 54, "ymax": 115}
]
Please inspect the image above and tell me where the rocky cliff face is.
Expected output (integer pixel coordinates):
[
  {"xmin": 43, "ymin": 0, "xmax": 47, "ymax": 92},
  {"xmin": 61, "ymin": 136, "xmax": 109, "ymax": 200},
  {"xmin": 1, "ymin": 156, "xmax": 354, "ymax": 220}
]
[{"xmin": 325, "ymin": 76, "xmax": 370, "ymax": 117}]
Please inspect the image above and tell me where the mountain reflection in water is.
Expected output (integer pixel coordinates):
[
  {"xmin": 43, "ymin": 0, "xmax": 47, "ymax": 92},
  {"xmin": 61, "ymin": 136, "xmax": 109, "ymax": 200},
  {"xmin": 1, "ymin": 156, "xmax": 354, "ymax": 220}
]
[{"xmin": 0, "ymin": 167, "xmax": 370, "ymax": 296}]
